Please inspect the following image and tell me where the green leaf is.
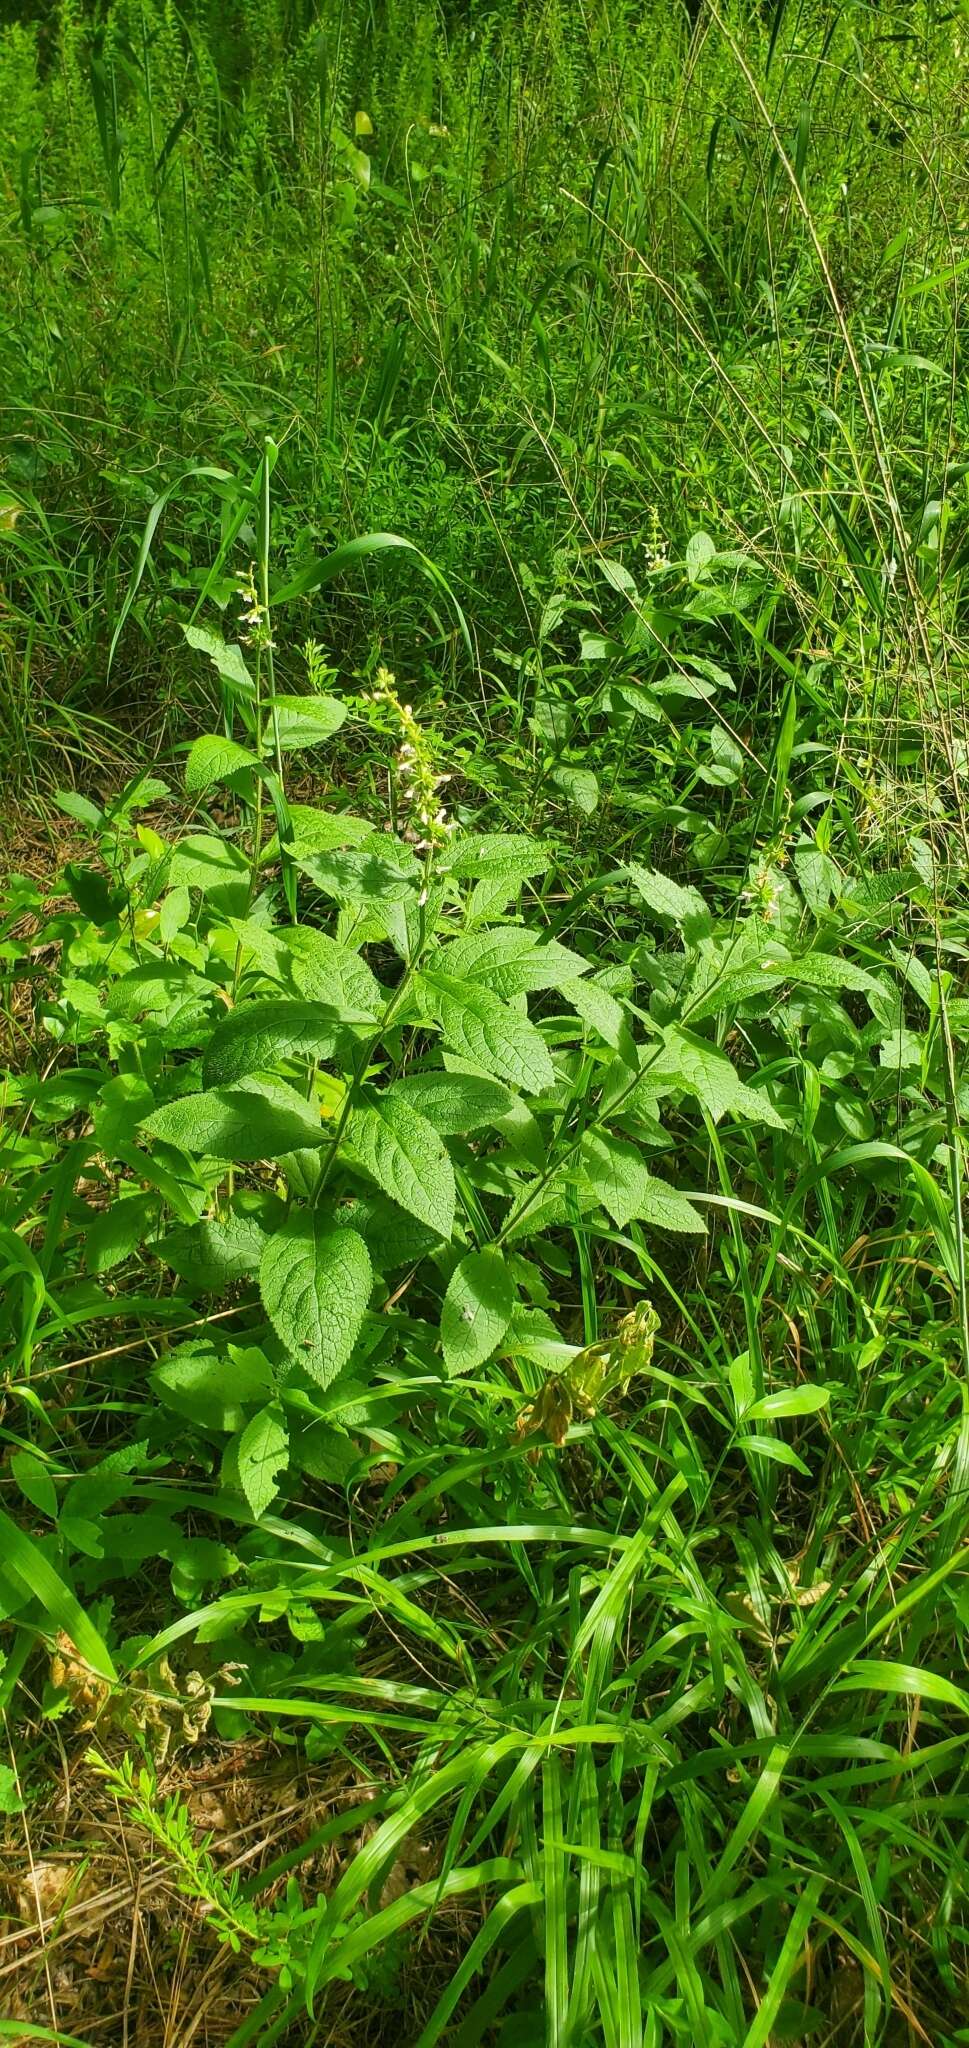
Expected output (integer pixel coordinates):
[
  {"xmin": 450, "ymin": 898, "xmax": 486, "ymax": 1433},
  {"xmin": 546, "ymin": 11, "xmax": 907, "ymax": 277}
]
[
  {"xmin": 441, "ymin": 1251, "xmax": 515, "ymax": 1375},
  {"xmin": 156, "ymin": 1205, "xmax": 271, "ymax": 1291},
  {"xmin": 433, "ymin": 928, "xmax": 590, "ymax": 998},
  {"xmin": 418, "ymin": 971, "xmax": 554, "ymax": 1096},
  {"xmin": 262, "ymin": 803, "xmax": 373, "ymax": 863},
  {"xmin": 104, "ymin": 965, "xmax": 207, "ymax": 1025},
  {"xmin": 0, "ymin": 1763, "xmax": 24, "ymax": 1815},
  {"xmin": 390, "ymin": 1070, "xmax": 516, "ymax": 1134},
  {"xmin": 203, "ymin": 999, "xmax": 351, "ymax": 1086},
  {"xmin": 345, "ymin": 1088, "xmax": 455, "ymax": 1240},
  {"xmin": 581, "ymin": 1130, "xmax": 706, "ymax": 1233},
  {"xmin": 647, "ymin": 1027, "xmax": 786, "ymax": 1129},
  {"xmin": 271, "ymin": 694, "xmax": 346, "ymax": 749},
  {"xmin": 551, "ymin": 764, "xmax": 599, "ymax": 814},
  {"xmin": 151, "ymin": 1339, "xmax": 273, "ymax": 1431},
  {"xmin": 736, "ymin": 1435, "xmax": 812, "ymax": 1476},
  {"xmin": 184, "ymin": 733, "xmax": 259, "ymax": 793},
  {"xmin": 260, "ymin": 1215, "xmax": 372, "ymax": 1387},
  {"xmin": 236, "ymin": 1404, "xmax": 289, "ymax": 1518},
  {"xmin": 449, "ymin": 833, "xmax": 550, "ymax": 882},
  {"xmin": 270, "ymin": 531, "xmax": 472, "ymax": 661},
  {"xmin": 686, "ymin": 530, "xmax": 717, "ymax": 581},
  {"xmin": 0, "ymin": 1506, "xmax": 116, "ymax": 1680},
  {"xmin": 627, "ymin": 863, "xmax": 711, "ymax": 937},
  {"xmin": 747, "ymin": 1385, "xmax": 831, "ymax": 1420},
  {"xmin": 140, "ymin": 1078, "xmax": 326, "ymax": 1159},
  {"xmin": 85, "ymin": 1191, "xmax": 159, "ymax": 1273},
  {"xmin": 831, "ymin": 1660, "xmax": 969, "ymax": 1714},
  {"xmin": 561, "ymin": 976, "xmax": 631, "ymax": 1052},
  {"xmin": 168, "ymin": 833, "xmax": 250, "ymax": 897},
  {"xmin": 182, "ymin": 622, "xmax": 254, "ymax": 696},
  {"xmin": 294, "ymin": 838, "xmax": 422, "ymax": 905},
  {"xmin": 287, "ymin": 929, "xmax": 383, "ymax": 1014},
  {"xmin": 11, "ymin": 1450, "xmax": 58, "ymax": 1520}
]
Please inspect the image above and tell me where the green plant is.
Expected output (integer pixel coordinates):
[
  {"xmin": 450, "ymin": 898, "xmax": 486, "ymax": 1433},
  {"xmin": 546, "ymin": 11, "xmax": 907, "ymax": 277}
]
[{"xmin": 3, "ymin": 548, "xmax": 968, "ymax": 2036}]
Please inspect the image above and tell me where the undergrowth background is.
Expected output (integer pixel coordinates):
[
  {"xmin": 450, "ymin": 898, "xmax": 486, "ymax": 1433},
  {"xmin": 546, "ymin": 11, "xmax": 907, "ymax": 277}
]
[{"xmin": 0, "ymin": 1, "xmax": 968, "ymax": 2044}]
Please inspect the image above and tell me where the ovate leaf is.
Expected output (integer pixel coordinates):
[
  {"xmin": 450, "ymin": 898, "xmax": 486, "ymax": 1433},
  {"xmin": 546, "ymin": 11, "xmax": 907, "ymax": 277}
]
[
  {"xmin": 418, "ymin": 971, "xmax": 554, "ymax": 1096},
  {"xmin": 182, "ymin": 623, "xmax": 254, "ymax": 696},
  {"xmin": 441, "ymin": 1251, "xmax": 515, "ymax": 1376},
  {"xmin": 686, "ymin": 530, "xmax": 717, "ymax": 582},
  {"xmin": 627, "ymin": 863, "xmax": 711, "ymax": 938},
  {"xmin": 203, "ymin": 999, "xmax": 351, "ymax": 1086},
  {"xmin": 272, "ymin": 694, "xmax": 346, "ymax": 749},
  {"xmin": 141, "ymin": 1078, "xmax": 326, "ymax": 1159},
  {"xmin": 262, "ymin": 803, "xmax": 373, "ymax": 863},
  {"xmin": 184, "ymin": 734, "xmax": 258, "ymax": 793},
  {"xmin": 260, "ymin": 1215, "xmax": 372, "ymax": 1387},
  {"xmin": 345, "ymin": 1088, "xmax": 455, "ymax": 1239},
  {"xmin": 11, "ymin": 1451, "xmax": 58, "ymax": 1520},
  {"xmin": 433, "ymin": 928, "xmax": 590, "ymax": 998},
  {"xmin": 236, "ymin": 1404, "xmax": 289, "ymax": 1518},
  {"xmin": 561, "ymin": 976, "xmax": 631, "ymax": 1053},
  {"xmin": 551, "ymin": 764, "xmax": 599, "ymax": 814},
  {"xmin": 581, "ymin": 1130, "xmax": 706, "ymax": 1233},
  {"xmin": 390, "ymin": 1070, "xmax": 516, "ymax": 1134},
  {"xmin": 287, "ymin": 929, "xmax": 383, "ymax": 1014},
  {"xmin": 649, "ymin": 1027, "xmax": 785, "ymax": 1129}
]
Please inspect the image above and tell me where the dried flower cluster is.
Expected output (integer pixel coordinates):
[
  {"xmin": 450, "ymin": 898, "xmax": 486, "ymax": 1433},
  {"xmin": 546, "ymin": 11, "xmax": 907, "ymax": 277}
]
[{"xmin": 371, "ymin": 665, "xmax": 453, "ymax": 852}]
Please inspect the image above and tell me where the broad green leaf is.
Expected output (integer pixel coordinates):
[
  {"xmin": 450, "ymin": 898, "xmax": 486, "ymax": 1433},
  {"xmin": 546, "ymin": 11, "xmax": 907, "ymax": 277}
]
[
  {"xmin": 182, "ymin": 622, "xmax": 254, "ymax": 695},
  {"xmin": 446, "ymin": 833, "xmax": 550, "ymax": 882},
  {"xmin": 203, "ymin": 999, "xmax": 352, "ymax": 1086},
  {"xmin": 634, "ymin": 1170, "xmax": 708, "ymax": 1233},
  {"xmin": 551, "ymin": 764, "xmax": 599, "ymax": 814},
  {"xmin": 159, "ymin": 883, "xmax": 191, "ymax": 943},
  {"xmin": 390, "ymin": 1070, "xmax": 516, "ymax": 1134},
  {"xmin": 151, "ymin": 1339, "xmax": 273, "ymax": 1431},
  {"xmin": 627, "ymin": 863, "xmax": 711, "ymax": 937},
  {"xmin": 141, "ymin": 1078, "xmax": 325, "ymax": 1159},
  {"xmin": 236, "ymin": 1404, "xmax": 289, "ymax": 1518},
  {"xmin": 105, "ymin": 963, "xmax": 208, "ymax": 1022},
  {"xmin": 168, "ymin": 833, "xmax": 250, "ymax": 897},
  {"xmin": 581, "ymin": 1130, "xmax": 706, "ymax": 1233},
  {"xmin": 262, "ymin": 803, "xmax": 373, "ymax": 863},
  {"xmin": 561, "ymin": 975, "xmax": 630, "ymax": 1052},
  {"xmin": 747, "ymin": 1385, "xmax": 830, "ymax": 1420},
  {"xmin": 260, "ymin": 1215, "xmax": 372, "ymax": 1386},
  {"xmin": 346, "ymin": 1088, "xmax": 455, "ymax": 1239},
  {"xmin": 184, "ymin": 733, "xmax": 258, "ymax": 793},
  {"xmin": 441, "ymin": 1250, "xmax": 515, "ymax": 1375},
  {"xmin": 685, "ymin": 947, "xmax": 882, "ymax": 1025},
  {"xmin": 274, "ymin": 928, "xmax": 382, "ymax": 1015},
  {"xmin": 419, "ymin": 971, "xmax": 554, "ymax": 1095},
  {"xmin": 271, "ymin": 694, "xmax": 346, "ymax": 749},
  {"xmin": 686, "ymin": 530, "xmax": 717, "ymax": 581},
  {"xmin": 85, "ymin": 1191, "xmax": 159, "ymax": 1273},
  {"xmin": 155, "ymin": 1204, "xmax": 271, "ymax": 1290},
  {"xmin": 11, "ymin": 1451, "xmax": 58, "ymax": 1520},
  {"xmin": 294, "ymin": 837, "xmax": 421, "ymax": 904},
  {"xmin": 333, "ymin": 1192, "xmax": 441, "ymax": 1270},
  {"xmin": 646, "ymin": 1027, "xmax": 785, "ymax": 1129},
  {"xmin": 433, "ymin": 928, "xmax": 590, "ymax": 998}
]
